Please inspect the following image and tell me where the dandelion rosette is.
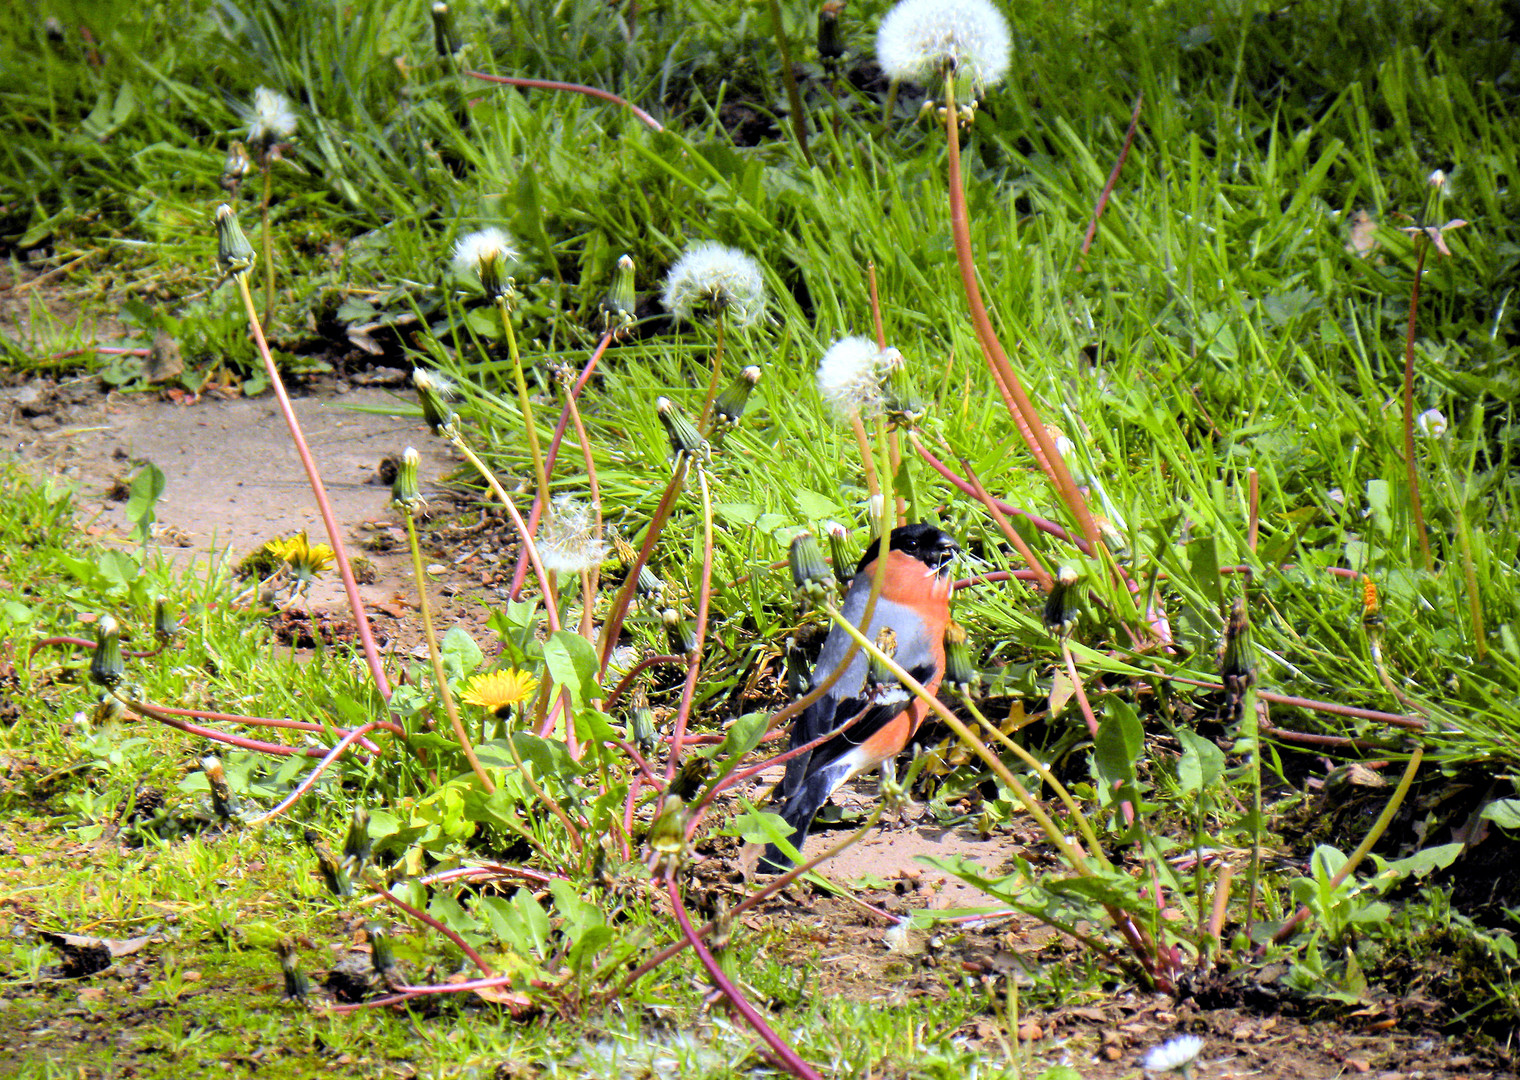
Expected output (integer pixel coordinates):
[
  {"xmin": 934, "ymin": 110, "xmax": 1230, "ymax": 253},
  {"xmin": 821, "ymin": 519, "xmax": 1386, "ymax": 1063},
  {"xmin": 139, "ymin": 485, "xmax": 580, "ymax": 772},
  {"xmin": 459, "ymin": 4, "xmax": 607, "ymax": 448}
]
[
  {"xmin": 248, "ymin": 86, "xmax": 298, "ymax": 145},
  {"xmin": 875, "ymin": 0, "xmax": 1012, "ymax": 94},
  {"xmin": 661, "ymin": 242, "xmax": 766, "ymax": 328}
]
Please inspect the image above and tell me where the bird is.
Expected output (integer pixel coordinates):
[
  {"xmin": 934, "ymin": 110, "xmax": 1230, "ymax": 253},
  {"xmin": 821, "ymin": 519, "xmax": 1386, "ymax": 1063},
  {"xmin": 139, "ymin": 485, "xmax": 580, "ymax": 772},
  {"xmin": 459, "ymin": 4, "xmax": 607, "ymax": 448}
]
[{"xmin": 760, "ymin": 522, "xmax": 959, "ymax": 873}]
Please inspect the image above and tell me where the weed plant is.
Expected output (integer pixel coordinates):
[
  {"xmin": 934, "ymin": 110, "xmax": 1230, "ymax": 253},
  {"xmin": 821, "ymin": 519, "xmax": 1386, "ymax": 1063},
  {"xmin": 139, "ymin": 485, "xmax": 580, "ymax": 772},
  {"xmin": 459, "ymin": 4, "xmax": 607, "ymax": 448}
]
[{"xmin": 4, "ymin": 0, "xmax": 1520, "ymax": 1075}]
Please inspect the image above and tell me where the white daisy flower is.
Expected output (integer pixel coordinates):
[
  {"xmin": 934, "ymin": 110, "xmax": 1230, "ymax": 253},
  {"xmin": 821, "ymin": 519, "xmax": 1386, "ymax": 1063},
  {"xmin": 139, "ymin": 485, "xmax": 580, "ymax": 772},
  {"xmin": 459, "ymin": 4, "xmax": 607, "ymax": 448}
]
[
  {"xmin": 248, "ymin": 86, "xmax": 298, "ymax": 144},
  {"xmin": 1141, "ymin": 1033, "xmax": 1204, "ymax": 1076},
  {"xmin": 451, "ymin": 227, "xmax": 519, "ymax": 299},
  {"xmin": 661, "ymin": 242, "xmax": 766, "ymax": 328},
  {"xmin": 876, "ymin": 0, "xmax": 1012, "ymax": 94},
  {"xmin": 817, "ymin": 336, "xmax": 903, "ymax": 419},
  {"xmin": 537, "ymin": 495, "xmax": 609, "ymax": 576}
]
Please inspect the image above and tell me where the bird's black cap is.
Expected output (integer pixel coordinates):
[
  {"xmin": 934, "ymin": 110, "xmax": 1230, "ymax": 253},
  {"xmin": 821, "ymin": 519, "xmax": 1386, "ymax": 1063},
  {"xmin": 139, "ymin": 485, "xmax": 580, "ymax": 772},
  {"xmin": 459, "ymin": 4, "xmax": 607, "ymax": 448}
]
[{"xmin": 856, "ymin": 523, "xmax": 960, "ymax": 574}]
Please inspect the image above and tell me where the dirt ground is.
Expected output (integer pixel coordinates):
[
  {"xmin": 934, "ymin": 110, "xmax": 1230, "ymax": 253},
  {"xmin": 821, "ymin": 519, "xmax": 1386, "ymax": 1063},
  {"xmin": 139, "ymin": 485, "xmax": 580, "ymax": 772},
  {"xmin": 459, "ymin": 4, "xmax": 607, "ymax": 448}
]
[{"xmin": 2, "ymin": 374, "xmax": 1516, "ymax": 1079}]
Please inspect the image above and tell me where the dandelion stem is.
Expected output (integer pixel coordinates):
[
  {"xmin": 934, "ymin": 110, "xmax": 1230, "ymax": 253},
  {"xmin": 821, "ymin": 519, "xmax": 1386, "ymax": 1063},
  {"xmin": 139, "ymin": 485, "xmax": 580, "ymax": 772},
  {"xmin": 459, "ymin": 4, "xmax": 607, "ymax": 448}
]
[
  {"xmin": 697, "ymin": 308, "xmax": 726, "ymax": 433},
  {"xmin": 233, "ymin": 273, "xmax": 390, "ymax": 698},
  {"xmin": 405, "ymin": 511, "xmax": 495, "ymax": 795},
  {"xmin": 940, "ymin": 72, "xmax": 1101, "ymax": 551},
  {"xmin": 1402, "ymin": 237, "xmax": 1433, "ymax": 572},
  {"xmin": 495, "ymin": 295, "xmax": 553, "ymax": 536},
  {"xmin": 665, "ymin": 467, "xmax": 714, "ymax": 783}
]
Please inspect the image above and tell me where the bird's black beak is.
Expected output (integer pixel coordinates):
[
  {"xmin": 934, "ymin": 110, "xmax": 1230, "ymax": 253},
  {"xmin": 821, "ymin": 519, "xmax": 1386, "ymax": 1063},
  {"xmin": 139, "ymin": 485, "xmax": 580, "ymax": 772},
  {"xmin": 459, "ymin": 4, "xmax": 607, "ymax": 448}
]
[{"xmin": 927, "ymin": 536, "xmax": 960, "ymax": 573}]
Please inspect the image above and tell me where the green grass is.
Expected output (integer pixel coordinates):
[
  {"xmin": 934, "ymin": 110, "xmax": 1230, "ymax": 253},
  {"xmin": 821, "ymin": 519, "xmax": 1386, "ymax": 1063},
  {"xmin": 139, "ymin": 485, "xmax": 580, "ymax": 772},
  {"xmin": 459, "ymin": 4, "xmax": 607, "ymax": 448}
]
[{"xmin": 5, "ymin": 0, "xmax": 1520, "ymax": 1074}]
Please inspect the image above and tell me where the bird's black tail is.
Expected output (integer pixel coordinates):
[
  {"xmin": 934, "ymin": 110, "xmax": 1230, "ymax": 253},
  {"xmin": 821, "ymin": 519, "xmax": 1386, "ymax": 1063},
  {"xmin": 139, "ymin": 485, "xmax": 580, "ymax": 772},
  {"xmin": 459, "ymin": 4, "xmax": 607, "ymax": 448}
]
[{"xmin": 758, "ymin": 759, "xmax": 854, "ymax": 874}]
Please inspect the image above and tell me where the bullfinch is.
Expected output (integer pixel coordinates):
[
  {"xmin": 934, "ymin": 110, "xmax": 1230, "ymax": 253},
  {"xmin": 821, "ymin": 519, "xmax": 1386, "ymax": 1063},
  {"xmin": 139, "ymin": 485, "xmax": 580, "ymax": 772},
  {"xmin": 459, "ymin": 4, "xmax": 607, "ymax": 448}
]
[{"xmin": 761, "ymin": 522, "xmax": 959, "ymax": 873}]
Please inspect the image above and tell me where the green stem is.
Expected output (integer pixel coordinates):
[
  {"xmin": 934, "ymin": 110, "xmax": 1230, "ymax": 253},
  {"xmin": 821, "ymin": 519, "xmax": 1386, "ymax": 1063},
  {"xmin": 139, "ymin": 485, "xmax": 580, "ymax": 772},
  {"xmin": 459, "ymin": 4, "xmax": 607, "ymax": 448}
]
[
  {"xmin": 1402, "ymin": 239, "xmax": 1433, "ymax": 572},
  {"xmin": 697, "ymin": 308, "xmax": 726, "ymax": 433},
  {"xmin": 260, "ymin": 165, "xmax": 275, "ymax": 328},
  {"xmin": 763, "ymin": 0, "xmax": 812, "ymax": 167},
  {"xmin": 406, "ymin": 512, "xmax": 495, "ymax": 794},
  {"xmin": 495, "ymin": 295, "xmax": 553, "ymax": 533}
]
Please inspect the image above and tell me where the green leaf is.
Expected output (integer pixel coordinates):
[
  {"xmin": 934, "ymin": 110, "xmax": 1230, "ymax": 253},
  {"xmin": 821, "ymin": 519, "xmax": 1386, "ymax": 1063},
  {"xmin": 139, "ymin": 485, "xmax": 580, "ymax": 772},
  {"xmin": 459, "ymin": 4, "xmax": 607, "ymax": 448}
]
[
  {"xmin": 1365, "ymin": 478, "xmax": 1393, "ymax": 538},
  {"xmin": 795, "ymin": 488, "xmax": 841, "ymax": 520},
  {"xmin": 1481, "ymin": 799, "xmax": 1520, "ymax": 829},
  {"xmin": 126, "ymin": 463, "xmax": 166, "ymax": 545},
  {"xmin": 1093, "ymin": 696, "xmax": 1143, "ymax": 798},
  {"xmin": 725, "ymin": 807, "xmax": 794, "ymax": 847},
  {"xmin": 543, "ymin": 630, "xmax": 601, "ymax": 704},
  {"xmin": 440, "ymin": 626, "xmax": 484, "ymax": 679},
  {"xmin": 1176, "ymin": 729, "xmax": 1226, "ymax": 793}
]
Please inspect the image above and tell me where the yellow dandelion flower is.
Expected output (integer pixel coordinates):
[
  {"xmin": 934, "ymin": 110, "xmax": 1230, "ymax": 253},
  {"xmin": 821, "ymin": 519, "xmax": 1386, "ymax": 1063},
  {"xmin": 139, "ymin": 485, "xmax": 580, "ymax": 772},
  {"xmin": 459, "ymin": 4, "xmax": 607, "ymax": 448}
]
[
  {"xmin": 264, "ymin": 531, "xmax": 337, "ymax": 582},
  {"xmin": 460, "ymin": 670, "xmax": 539, "ymax": 717}
]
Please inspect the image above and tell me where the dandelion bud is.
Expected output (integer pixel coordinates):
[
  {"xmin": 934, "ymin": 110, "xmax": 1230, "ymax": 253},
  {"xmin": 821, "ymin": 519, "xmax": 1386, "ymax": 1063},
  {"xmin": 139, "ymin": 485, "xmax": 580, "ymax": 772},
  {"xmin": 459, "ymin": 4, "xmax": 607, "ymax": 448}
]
[
  {"xmin": 629, "ymin": 685, "xmax": 656, "ymax": 756},
  {"xmin": 663, "ymin": 607, "xmax": 697, "ymax": 657},
  {"xmin": 430, "ymin": 1, "xmax": 460, "ymax": 57},
  {"xmin": 943, "ymin": 622, "xmax": 978, "ymax": 695},
  {"xmin": 655, "ymin": 397, "xmax": 708, "ymax": 463},
  {"xmin": 341, "ymin": 805, "xmax": 371, "ymax": 879},
  {"xmin": 391, "ymin": 447, "xmax": 424, "ymax": 513},
  {"xmin": 90, "ymin": 615, "xmax": 124, "ymax": 688},
  {"xmin": 637, "ymin": 564, "xmax": 664, "ymax": 601},
  {"xmin": 412, "ymin": 368, "xmax": 459, "ymax": 438},
  {"xmin": 667, "ymin": 754, "xmax": 712, "ymax": 800},
  {"xmin": 868, "ymin": 493, "xmax": 886, "ymax": 538},
  {"xmin": 600, "ymin": 253, "xmax": 638, "ymax": 336},
  {"xmin": 153, "ymin": 597, "xmax": 179, "ymax": 643},
  {"xmin": 789, "ymin": 532, "xmax": 833, "ymax": 608},
  {"xmin": 276, "ymin": 939, "xmax": 309, "ymax": 1003},
  {"xmin": 818, "ymin": 0, "xmax": 846, "ymax": 63},
  {"xmin": 368, "ymin": 923, "xmax": 397, "ymax": 980},
  {"xmin": 1415, "ymin": 408, "xmax": 1447, "ymax": 438},
  {"xmin": 93, "ymin": 692, "xmax": 126, "ymax": 726},
  {"xmin": 712, "ymin": 365, "xmax": 762, "ymax": 428},
  {"xmin": 867, "ymin": 626, "xmax": 900, "ymax": 690},
  {"xmin": 220, "ymin": 141, "xmax": 250, "ymax": 193},
  {"xmin": 648, "ymin": 794, "xmax": 689, "ymax": 860},
  {"xmin": 1220, "ymin": 599, "xmax": 1255, "ymax": 695},
  {"xmin": 215, "ymin": 204, "xmax": 256, "ymax": 278},
  {"xmin": 1042, "ymin": 565, "xmax": 1082, "ymax": 638},
  {"xmin": 784, "ymin": 637, "xmax": 811, "ymax": 698},
  {"xmin": 202, "ymin": 755, "xmax": 239, "ymax": 820},
  {"xmin": 305, "ymin": 828, "xmax": 353, "ymax": 899}
]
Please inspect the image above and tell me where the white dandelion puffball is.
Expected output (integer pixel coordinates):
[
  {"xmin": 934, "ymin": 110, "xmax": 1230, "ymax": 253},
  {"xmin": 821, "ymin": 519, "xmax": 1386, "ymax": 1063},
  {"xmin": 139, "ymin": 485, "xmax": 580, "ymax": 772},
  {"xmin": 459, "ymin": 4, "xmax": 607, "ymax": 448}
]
[
  {"xmin": 248, "ymin": 86, "xmax": 298, "ymax": 143},
  {"xmin": 538, "ymin": 496, "xmax": 610, "ymax": 576},
  {"xmin": 817, "ymin": 336, "xmax": 899, "ymax": 418},
  {"xmin": 876, "ymin": 0, "xmax": 1012, "ymax": 93},
  {"xmin": 1141, "ymin": 1034, "xmax": 1204, "ymax": 1075},
  {"xmin": 451, "ymin": 227, "xmax": 519, "ymax": 275},
  {"xmin": 661, "ymin": 241, "xmax": 766, "ymax": 328}
]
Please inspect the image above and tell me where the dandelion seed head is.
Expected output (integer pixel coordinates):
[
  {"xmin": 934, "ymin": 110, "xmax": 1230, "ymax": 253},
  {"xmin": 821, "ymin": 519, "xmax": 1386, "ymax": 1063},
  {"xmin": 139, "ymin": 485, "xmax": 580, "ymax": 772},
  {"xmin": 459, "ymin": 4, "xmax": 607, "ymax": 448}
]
[
  {"xmin": 538, "ymin": 495, "xmax": 610, "ymax": 576},
  {"xmin": 661, "ymin": 242, "xmax": 766, "ymax": 328},
  {"xmin": 817, "ymin": 336, "xmax": 899, "ymax": 418},
  {"xmin": 411, "ymin": 367, "xmax": 457, "ymax": 400},
  {"xmin": 452, "ymin": 227, "xmax": 518, "ymax": 272},
  {"xmin": 248, "ymin": 86, "xmax": 298, "ymax": 143},
  {"xmin": 1141, "ymin": 1034, "xmax": 1204, "ymax": 1074},
  {"xmin": 876, "ymin": 0, "xmax": 1012, "ymax": 93}
]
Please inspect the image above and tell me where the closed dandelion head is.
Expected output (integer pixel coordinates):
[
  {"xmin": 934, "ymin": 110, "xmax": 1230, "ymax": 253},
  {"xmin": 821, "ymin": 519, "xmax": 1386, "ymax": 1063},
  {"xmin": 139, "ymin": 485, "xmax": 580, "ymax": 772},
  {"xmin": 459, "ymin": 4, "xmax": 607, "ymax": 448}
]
[
  {"xmin": 662, "ymin": 242, "xmax": 766, "ymax": 328},
  {"xmin": 818, "ymin": 336, "xmax": 900, "ymax": 419},
  {"xmin": 876, "ymin": 0, "xmax": 1012, "ymax": 96},
  {"xmin": 460, "ymin": 669, "xmax": 540, "ymax": 718},
  {"xmin": 538, "ymin": 495, "xmax": 610, "ymax": 576},
  {"xmin": 413, "ymin": 367, "xmax": 459, "ymax": 437},
  {"xmin": 452, "ymin": 227, "xmax": 518, "ymax": 300},
  {"xmin": 1141, "ymin": 1034, "xmax": 1204, "ymax": 1076},
  {"xmin": 248, "ymin": 86, "xmax": 298, "ymax": 145}
]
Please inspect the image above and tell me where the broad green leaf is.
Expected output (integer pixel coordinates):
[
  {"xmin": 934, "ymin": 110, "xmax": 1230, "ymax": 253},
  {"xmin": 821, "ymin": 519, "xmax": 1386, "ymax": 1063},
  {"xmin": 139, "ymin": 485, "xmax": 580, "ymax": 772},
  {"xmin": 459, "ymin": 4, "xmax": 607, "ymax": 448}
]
[
  {"xmin": 1176, "ymin": 729, "xmax": 1226, "ymax": 793},
  {"xmin": 440, "ymin": 626, "xmax": 484, "ymax": 679}
]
